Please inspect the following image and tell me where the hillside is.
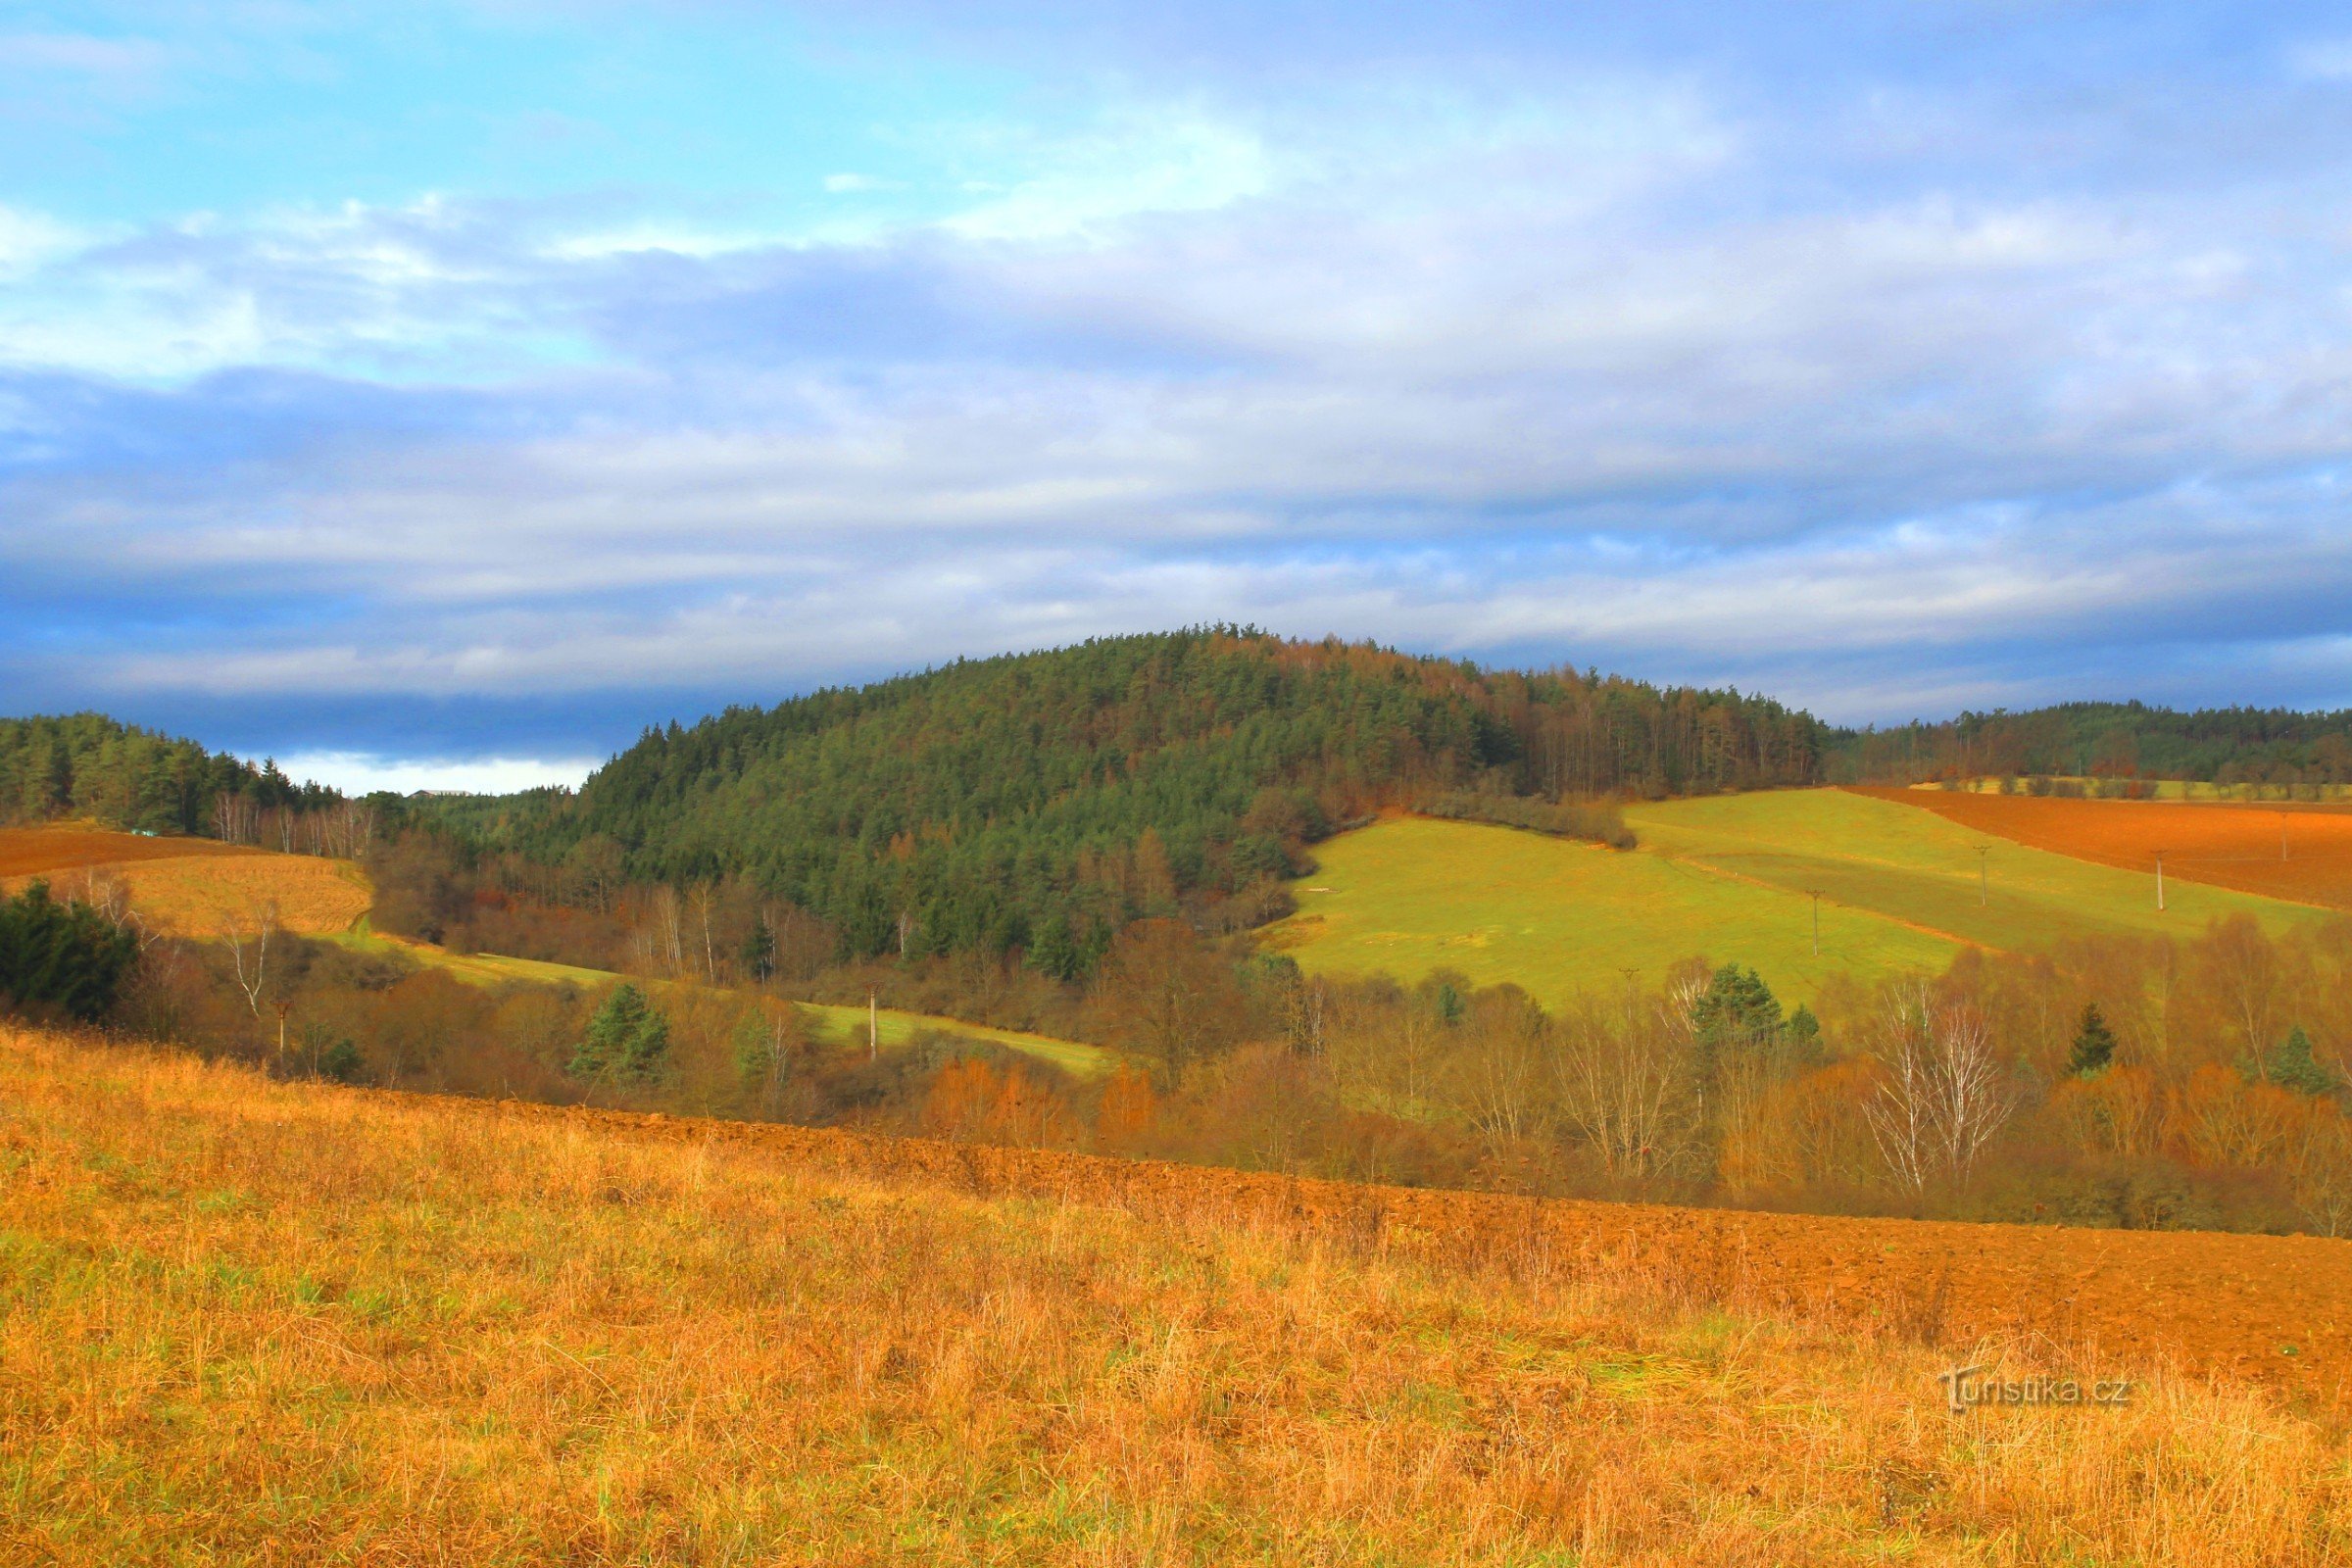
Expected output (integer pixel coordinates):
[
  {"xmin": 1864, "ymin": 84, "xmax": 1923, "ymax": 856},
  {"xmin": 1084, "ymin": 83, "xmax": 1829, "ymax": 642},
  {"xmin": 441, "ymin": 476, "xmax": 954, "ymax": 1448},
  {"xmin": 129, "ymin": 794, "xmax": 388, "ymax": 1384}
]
[
  {"xmin": 1269, "ymin": 789, "xmax": 2327, "ymax": 1006},
  {"xmin": 3, "ymin": 1024, "xmax": 2343, "ymax": 1565},
  {"xmin": 435, "ymin": 630, "xmax": 1826, "ymax": 963}
]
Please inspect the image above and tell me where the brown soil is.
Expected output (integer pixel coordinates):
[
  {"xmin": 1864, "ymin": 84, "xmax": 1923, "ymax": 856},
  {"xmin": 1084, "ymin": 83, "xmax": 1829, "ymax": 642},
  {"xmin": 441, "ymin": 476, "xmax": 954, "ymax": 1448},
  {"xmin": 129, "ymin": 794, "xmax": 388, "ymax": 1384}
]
[
  {"xmin": 457, "ymin": 1092, "xmax": 2352, "ymax": 1407},
  {"xmin": 1849, "ymin": 786, "xmax": 2352, "ymax": 910},
  {"xmin": 0, "ymin": 824, "xmax": 258, "ymax": 878},
  {"xmin": 0, "ymin": 825, "xmax": 370, "ymax": 935}
]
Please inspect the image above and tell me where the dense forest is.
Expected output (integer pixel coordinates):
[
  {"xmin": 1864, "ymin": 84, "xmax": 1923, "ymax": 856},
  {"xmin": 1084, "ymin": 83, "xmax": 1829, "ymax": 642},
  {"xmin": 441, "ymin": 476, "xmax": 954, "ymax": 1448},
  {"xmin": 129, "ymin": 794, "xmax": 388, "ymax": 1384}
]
[
  {"xmin": 427, "ymin": 630, "xmax": 1828, "ymax": 961},
  {"xmin": 1829, "ymin": 701, "xmax": 2352, "ymax": 789},
  {"xmin": 0, "ymin": 713, "xmax": 372, "ymax": 851}
]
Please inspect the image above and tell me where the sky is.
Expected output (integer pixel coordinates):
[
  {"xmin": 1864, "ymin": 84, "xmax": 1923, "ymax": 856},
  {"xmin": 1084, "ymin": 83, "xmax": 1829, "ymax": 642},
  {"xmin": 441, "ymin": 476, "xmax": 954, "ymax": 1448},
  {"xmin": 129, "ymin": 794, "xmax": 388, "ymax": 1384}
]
[{"xmin": 6, "ymin": 1, "xmax": 2352, "ymax": 792}]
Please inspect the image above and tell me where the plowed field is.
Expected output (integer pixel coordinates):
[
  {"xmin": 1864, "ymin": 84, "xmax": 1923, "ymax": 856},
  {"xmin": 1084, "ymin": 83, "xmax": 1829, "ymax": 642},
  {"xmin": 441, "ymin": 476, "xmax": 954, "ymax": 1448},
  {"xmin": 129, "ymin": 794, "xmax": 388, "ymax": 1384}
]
[
  {"xmin": 506, "ymin": 1091, "xmax": 2351, "ymax": 1402},
  {"xmin": 0, "ymin": 824, "xmax": 256, "ymax": 877},
  {"xmin": 0, "ymin": 825, "xmax": 371, "ymax": 935},
  {"xmin": 1856, "ymin": 787, "xmax": 2352, "ymax": 909}
]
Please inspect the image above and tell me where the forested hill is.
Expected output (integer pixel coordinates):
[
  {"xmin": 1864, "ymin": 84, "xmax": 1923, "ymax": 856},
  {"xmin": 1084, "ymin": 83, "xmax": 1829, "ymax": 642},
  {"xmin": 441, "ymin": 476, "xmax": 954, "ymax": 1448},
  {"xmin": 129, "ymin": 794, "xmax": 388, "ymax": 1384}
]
[
  {"xmin": 467, "ymin": 630, "xmax": 1828, "ymax": 961},
  {"xmin": 0, "ymin": 713, "xmax": 326, "ymax": 835}
]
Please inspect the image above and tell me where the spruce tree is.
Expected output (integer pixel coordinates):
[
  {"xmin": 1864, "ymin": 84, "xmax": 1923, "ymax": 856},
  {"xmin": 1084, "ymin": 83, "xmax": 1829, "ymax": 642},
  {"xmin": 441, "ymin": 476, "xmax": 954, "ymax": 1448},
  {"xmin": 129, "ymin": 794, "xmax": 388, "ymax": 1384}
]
[
  {"xmin": 571, "ymin": 983, "xmax": 671, "ymax": 1083},
  {"xmin": 2067, "ymin": 1002, "xmax": 2117, "ymax": 1077},
  {"xmin": 2260, "ymin": 1026, "xmax": 2338, "ymax": 1097}
]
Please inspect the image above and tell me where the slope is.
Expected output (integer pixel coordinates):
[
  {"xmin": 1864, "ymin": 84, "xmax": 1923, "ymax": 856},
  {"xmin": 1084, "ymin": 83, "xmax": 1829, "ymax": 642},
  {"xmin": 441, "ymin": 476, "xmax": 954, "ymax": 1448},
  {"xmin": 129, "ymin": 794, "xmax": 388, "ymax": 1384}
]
[
  {"xmin": 1854, "ymin": 785, "xmax": 2352, "ymax": 909},
  {"xmin": 2, "ymin": 1024, "xmax": 2340, "ymax": 1565},
  {"xmin": 1269, "ymin": 789, "xmax": 2326, "ymax": 1006}
]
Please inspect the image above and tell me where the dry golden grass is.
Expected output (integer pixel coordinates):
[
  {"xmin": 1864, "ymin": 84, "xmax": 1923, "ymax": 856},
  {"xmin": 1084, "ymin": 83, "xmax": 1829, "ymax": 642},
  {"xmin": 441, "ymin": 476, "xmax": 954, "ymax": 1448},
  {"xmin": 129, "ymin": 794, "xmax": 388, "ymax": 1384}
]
[
  {"xmin": 0, "ymin": 837, "xmax": 371, "ymax": 936},
  {"xmin": 1, "ymin": 1023, "xmax": 2347, "ymax": 1566}
]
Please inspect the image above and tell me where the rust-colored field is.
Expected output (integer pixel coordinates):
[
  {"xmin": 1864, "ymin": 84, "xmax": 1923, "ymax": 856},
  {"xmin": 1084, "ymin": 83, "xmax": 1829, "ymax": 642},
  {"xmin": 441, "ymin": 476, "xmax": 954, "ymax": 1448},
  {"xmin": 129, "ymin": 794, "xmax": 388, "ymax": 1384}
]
[
  {"xmin": 0, "ymin": 824, "xmax": 372, "ymax": 935},
  {"xmin": 1851, "ymin": 786, "xmax": 2352, "ymax": 910},
  {"xmin": 514, "ymin": 1093, "xmax": 2351, "ymax": 1404},
  {"xmin": 0, "ymin": 823, "xmax": 257, "ymax": 878},
  {"xmin": 7, "ymin": 1025, "xmax": 2347, "ymax": 1563}
]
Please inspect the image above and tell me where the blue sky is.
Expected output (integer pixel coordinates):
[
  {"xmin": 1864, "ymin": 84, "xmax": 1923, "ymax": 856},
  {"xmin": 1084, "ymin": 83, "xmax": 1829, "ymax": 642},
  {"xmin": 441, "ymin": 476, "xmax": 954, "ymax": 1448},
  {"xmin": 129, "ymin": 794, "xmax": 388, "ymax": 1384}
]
[{"xmin": 7, "ymin": 2, "xmax": 2352, "ymax": 790}]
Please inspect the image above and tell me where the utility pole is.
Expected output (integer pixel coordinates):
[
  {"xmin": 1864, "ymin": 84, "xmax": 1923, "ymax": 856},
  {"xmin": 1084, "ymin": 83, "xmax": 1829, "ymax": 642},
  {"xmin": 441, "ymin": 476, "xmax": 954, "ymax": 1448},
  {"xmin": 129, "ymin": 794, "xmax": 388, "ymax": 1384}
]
[
  {"xmin": 1808, "ymin": 889, "xmax": 1822, "ymax": 957},
  {"xmin": 1977, "ymin": 845, "xmax": 1988, "ymax": 907},
  {"xmin": 2281, "ymin": 812, "xmax": 2290, "ymax": 862},
  {"xmin": 2154, "ymin": 850, "xmax": 2166, "ymax": 912},
  {"xmin": 868, "ymin": 988, "xmax": 879, "ymax": 1061}
]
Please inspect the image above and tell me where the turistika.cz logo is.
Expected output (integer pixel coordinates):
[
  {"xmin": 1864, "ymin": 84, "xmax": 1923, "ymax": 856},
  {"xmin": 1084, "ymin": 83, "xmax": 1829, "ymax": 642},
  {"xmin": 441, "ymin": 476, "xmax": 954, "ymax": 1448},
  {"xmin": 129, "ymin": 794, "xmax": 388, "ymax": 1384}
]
[{"xmin": 1937, "ymin": 1364, "xmax": 2134, "ymax": 1414}]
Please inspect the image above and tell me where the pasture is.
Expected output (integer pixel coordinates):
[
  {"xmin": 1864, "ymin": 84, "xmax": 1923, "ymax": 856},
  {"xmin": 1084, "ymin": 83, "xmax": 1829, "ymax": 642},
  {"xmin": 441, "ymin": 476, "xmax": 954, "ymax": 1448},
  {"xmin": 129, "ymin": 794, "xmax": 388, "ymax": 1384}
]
[
  {"xmin": 1, "ymin": 1023, "xmax": 2340, "ymax": 1564},
  {"xmin": 1268, "ymin": 790, "xmax": 2325, "ymax": 1007}
]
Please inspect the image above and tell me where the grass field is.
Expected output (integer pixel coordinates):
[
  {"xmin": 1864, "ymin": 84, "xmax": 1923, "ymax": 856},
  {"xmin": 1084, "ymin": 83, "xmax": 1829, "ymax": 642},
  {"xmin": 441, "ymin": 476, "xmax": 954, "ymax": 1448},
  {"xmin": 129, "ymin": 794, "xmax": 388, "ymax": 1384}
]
[
  {"xmin": 799, "ymin": 1001, "xmax": 1113, "ymax": 1077},
  {"xmin": 1268, "ymin": 790, "xmax": 2326, "ymax": 1007},
  {"xmin": 1861, "ymin": 785, "xmax": 2352, "ymax": 909},
  {"xmin": 332, "ymin": 924, "xmax": 1114, "ymax": 1076},
  {"xmin": 4, "ymin": 1024, "xmax": 2345, "ymax": 1564},
  {"xmin": 0, "ymin": 825, "xmax": 371, "ymax": 936}
]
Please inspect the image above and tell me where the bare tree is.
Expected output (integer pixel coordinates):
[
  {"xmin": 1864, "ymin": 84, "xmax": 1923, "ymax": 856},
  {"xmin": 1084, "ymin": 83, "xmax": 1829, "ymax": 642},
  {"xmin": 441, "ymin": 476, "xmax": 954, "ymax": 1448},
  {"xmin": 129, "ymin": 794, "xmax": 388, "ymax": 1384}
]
[
  {"xmin": 1458, "ymin": 992, "xmax": 1548, "ymax": 1162},
  {"xmin": 1863, "ymin": 986, "xmax": 2017, "ymax": 1198},
  {"xmin": 220, "ymin": 899, "xmax": 279, "ymax": 1020},
  {"xmin": 1549, "ymin": 988, "xmax": 1693, "ymax": 1180}
]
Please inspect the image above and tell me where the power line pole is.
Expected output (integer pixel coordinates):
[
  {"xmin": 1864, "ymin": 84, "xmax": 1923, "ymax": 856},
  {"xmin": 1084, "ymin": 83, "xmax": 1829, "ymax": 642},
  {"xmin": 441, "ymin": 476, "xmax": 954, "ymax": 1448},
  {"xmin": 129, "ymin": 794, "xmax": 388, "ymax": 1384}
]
[
  {"xmin": 2154, "ymin": 850, "xmax": 2166, "ymax": 912},
  {"xmin": 1808, "ymin": 889, "xmax": 1822, "ymax": 957},
  {"xmin": 868, "ymin": 988, "xmax": 879, "ymax": 1061},
  {"xmin": 1977, "ymin": 845, "xmax": 1988, "ymax": 907}
]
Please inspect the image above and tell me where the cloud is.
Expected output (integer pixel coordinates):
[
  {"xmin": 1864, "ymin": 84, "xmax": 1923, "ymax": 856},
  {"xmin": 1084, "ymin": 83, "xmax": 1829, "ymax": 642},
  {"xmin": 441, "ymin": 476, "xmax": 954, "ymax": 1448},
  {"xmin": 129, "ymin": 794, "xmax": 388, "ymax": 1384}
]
[
  {"xmin": 269, "ymin": 750, "xmax": 601, "ymax": 794},
  {"xmin": 11, "ymin": 3, "xmax": 2352, "ymax": 757}
]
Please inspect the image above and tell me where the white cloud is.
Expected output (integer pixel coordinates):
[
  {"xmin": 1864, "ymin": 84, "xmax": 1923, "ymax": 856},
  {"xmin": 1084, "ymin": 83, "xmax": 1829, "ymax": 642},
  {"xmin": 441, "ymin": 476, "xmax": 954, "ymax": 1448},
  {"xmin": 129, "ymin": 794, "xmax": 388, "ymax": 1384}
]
[{"xmin": 269, "ymin": 750, "xmax": 600, "ymax": 795}]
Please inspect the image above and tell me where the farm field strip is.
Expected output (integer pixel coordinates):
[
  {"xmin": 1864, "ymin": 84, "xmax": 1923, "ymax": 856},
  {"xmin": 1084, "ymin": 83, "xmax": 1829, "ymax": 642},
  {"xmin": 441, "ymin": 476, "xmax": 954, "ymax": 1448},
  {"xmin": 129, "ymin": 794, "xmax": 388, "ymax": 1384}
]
[
  {"xmin": 0, "ymin": 823, "xmax": 261, "ymax": 877},
  {"xmin": 1629, "ymin": 789, "xmax": 2316, "ymax": 950},
  {"xmin": 1266, "ymin": 813, "xmax": 1964, "ymax": 1006},
  {"xmin": 1856, "ymin": 785, "xmax": 2352, "ymax": 909},
  {"xmin": 0, "ymin": 825, "xmax": 370, "ymax": 936},
  {"xmin": 1272, "ymin": 790, "xmax": 2327, "ymax": 1008}
]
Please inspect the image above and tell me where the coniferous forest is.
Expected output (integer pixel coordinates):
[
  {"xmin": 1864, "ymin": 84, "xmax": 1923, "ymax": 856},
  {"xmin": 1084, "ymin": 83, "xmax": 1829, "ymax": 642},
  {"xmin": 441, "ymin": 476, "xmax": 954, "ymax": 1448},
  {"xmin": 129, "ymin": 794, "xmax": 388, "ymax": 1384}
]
[{"xmin": 431, "ymin": 629, "xmax": 1829, "ymax": 960}]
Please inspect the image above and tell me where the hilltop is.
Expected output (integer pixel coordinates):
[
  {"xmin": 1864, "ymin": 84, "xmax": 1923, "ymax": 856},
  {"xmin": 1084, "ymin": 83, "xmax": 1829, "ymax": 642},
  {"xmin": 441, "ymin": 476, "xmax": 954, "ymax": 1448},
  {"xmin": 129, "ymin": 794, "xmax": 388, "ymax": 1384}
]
[{"xmin": 416, "ymin": 629, "xmax": 1824, "ymax": 962}]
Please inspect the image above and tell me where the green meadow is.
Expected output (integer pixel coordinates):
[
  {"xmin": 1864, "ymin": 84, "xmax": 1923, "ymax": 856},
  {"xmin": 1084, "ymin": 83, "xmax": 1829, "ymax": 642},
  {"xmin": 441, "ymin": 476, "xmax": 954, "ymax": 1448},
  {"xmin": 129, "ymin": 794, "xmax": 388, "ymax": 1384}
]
[{"xmin": 1268, "ymin": 789, "xmax": 2324, "ymax": 1008}]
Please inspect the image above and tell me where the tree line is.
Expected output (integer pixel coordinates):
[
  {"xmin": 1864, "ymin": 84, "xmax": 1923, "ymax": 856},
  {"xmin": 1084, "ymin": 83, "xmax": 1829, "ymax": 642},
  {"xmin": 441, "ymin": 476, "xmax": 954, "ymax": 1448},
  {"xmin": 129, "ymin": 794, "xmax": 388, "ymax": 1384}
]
[{"xmin": 1829, "ymin": 700, "xmax": 2352, "ymax": 790}]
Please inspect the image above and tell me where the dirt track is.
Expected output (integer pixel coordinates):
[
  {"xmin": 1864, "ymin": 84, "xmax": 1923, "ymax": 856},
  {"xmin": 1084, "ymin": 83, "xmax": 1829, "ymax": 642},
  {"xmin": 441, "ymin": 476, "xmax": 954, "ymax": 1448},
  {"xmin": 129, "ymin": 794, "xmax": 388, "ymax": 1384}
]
[
  {"xmin": 461, "ymin": 1092, "xmax": 2351, "ymax": 1407},
  {"xmin": 1854, "ymin": 786, "xmax": 2352, "ymax": 910}
]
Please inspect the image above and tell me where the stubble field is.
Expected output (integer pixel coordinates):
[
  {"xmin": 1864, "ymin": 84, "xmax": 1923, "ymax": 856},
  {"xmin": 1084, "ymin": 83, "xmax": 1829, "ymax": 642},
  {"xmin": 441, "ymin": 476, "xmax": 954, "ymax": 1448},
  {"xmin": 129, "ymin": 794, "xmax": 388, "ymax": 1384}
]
[
  {"xmin": 2, "ymin": 1025, "xmax": 2345, "ymax": 1565},
  {"xmin": 0, "ymin": 825, "xmax": 371, "ymax": 936}
]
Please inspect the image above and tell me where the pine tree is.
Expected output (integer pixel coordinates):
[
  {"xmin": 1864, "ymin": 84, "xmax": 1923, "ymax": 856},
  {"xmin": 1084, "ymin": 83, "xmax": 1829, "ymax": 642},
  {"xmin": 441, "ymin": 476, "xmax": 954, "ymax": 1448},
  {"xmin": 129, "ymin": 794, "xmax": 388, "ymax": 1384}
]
[
  {"xmin": 1692, "ymin": 965, "xmax": 1782, "ymax": 1044},
  {"xmin": 2258, "ymin": 1026, "xmax": 2338, "ymax": 1097},
  {"xmin": 0, "ymin": 880, "xmax": 139, "ymax": 1022},
  {"xmin": 739, "ymin": 914, "xmax": 775, "ymax": 983},
  {"xmin": 2067, "ymin": 1002, "xmax": 2117, "ymax": 1077},
  {"xmin": 571, "ymin": 983, "xmax": 671, "ymax": 1083}
]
